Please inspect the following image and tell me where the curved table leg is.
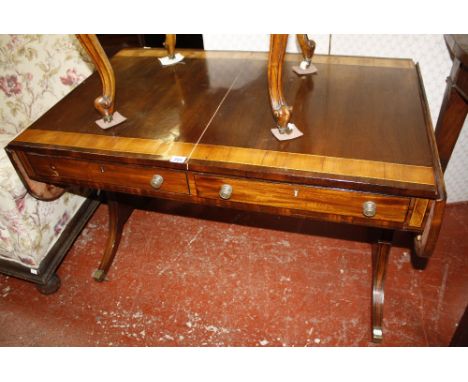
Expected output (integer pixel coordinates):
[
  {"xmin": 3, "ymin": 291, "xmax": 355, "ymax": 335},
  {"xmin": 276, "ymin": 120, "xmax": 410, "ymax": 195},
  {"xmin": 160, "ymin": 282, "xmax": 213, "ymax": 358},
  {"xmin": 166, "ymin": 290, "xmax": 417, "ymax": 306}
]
[
  {"xmin": 268, "ymin": 34, "xmax": 292, "ymax": 134},
  {"xmin": 76, "ymin": 34, "xmax": 115, "ymax": 122},
  {"xmin": 93, "ymin": 192, "xmax": 134, "ymax": 282},
  {"xmin": 372, "ymin": 230, "xmax": 393, "ymax": 342},
  {"xmin": 165, "ymin": 34, "xmax": 176, "ymax": 59}
]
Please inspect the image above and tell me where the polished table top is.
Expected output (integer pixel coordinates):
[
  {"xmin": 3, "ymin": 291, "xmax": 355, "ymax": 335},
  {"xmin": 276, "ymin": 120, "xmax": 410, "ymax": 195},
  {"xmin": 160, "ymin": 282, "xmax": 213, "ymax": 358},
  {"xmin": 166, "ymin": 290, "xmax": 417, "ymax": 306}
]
[{"xmin": 13, "ymin": 48, "xmax": 439, "ymax": 199}]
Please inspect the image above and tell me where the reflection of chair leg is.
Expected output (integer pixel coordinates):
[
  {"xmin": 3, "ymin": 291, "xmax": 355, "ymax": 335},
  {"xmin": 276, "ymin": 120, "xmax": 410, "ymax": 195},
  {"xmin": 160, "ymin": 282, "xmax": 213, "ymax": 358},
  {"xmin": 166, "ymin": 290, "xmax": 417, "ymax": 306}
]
[
  {"xmin": 268, "ymin": 34, "xmax": 292, "ymax": 134},
  {"xmin": 93, "ymin": 192, "xmax": 133, "ymax": 282},
  {"xmin": 76, "ymin": 34, "xmax": 115, "ymax": 122},
  {"xmin": 164, "ymin": 34, "xmax": 176, "ymax": 59},
  {"xmin": 371, "ymin": 230, "xmax": 393, "ymax": 343}
]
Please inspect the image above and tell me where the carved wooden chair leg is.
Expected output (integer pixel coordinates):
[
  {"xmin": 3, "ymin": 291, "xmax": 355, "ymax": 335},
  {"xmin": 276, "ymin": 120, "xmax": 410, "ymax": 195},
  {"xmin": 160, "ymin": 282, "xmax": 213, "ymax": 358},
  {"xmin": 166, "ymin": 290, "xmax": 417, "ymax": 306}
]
[
  {"xmin": 93, "ymin": 192, "xmax": 134, "ymax": 282},
  {"xmin": 296, "ymin": 34, "xmax": 316, "ymax": 70},
  {"xmin": 268, "ymin": 34, "xmax": 293, "ymax": 134},
  {"xmin": 164, "ymin": 34, "xmax": 177, "ymax": 59},
  {"xmin": 159, "ymin": 34, "xmax": 184, "ymax": 66},
  {"xmin": 76, "ymin": 34, "xmax": 115, "ymax": 122},
  {"xmin": 371, "ymin": 230, "xmax": 393, "ymax": 342}
]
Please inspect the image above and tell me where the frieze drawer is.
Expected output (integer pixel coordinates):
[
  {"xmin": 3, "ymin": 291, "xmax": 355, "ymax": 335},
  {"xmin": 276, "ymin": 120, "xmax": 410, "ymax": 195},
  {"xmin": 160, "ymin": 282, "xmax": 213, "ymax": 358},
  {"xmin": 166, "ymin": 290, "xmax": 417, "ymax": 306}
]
[
  {"xmin": 22, "ymin": 152, "xmax": 189, "ymax": 196},
  {"xmin": 194, "ymin": 174, "xmax": 410, "ymax": 223}
]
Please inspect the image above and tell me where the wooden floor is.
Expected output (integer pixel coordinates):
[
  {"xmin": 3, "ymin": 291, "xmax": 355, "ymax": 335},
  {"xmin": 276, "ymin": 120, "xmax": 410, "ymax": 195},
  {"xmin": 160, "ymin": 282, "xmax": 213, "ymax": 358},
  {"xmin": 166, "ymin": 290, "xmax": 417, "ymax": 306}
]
[{"xmin": 0, "ymin": 201, "xmax": 467, "ymax": 346}]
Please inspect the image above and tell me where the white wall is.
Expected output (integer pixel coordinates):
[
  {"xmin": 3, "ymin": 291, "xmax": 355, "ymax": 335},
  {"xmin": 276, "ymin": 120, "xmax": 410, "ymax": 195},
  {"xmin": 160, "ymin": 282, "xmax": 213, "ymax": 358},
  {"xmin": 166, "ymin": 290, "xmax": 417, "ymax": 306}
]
[{"xmin": 202, "ymin": 34, "xmax": 468, "ymax": 203}]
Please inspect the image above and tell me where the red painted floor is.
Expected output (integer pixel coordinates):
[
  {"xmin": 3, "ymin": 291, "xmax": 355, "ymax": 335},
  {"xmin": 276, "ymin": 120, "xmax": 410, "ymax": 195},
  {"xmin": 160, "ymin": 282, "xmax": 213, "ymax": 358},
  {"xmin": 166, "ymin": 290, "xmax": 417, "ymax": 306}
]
[{"xmin": 1, "ymin": 201, "xmax": 467, "ymax": 346}]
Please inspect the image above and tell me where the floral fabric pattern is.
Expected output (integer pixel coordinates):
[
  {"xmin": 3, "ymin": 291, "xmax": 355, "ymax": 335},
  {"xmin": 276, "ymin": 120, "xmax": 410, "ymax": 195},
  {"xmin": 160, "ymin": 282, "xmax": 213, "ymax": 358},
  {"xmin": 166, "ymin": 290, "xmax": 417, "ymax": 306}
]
[
  {"xmin": 0, "ymin": 74, "xmax": 23, "ymax": 97},
  {"xmin": 0, "ymin": 35, "xmax": 94, "ymax": 268}
]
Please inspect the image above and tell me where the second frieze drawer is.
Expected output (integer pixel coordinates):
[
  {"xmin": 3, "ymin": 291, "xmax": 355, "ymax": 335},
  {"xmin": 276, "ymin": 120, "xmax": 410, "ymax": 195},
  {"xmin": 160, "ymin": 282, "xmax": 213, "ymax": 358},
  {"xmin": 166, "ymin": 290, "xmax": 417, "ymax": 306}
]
[{"xmin": 194, "ymin": 174, "xmax": 410, "ymax": 223}]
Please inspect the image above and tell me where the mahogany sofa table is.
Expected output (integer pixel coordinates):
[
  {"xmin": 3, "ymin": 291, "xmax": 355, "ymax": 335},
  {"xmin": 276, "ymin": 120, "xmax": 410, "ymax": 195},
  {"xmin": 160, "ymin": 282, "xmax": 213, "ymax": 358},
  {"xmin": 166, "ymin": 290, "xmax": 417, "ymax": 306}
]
[{"xmin": 6, "ymin": 48, "xmax": 446, "ymax": 342}]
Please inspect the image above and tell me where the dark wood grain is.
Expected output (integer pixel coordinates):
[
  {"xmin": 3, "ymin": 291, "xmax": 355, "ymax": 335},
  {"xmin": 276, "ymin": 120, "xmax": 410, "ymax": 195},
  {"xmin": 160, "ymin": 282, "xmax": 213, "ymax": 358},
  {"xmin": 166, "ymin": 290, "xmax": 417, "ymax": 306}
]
[
  {"xmin": 413, "ymin": 198, "xmax": 446, "ymax": 258},
  {"xmin": 436, "ymin": 86, "xmax": 468, "ymax": 171},
  {"xmin": 445, "ymin": 35, "xmax": 468, "ymax": 66},
  {"xmin": 198, "ymin": 57, "xmax": 433, "ymax": 166},
  {"xmin": 23, "ymin": 51, "xmax": 244, "ymax": 152},
  {"xmin": 93, "ymin": 192, "xmax": 134, "ymax": 281},
  {"xmin": 413, "ymin": 64, "xmax": 447, "ymax": 260},
  {"xmin": 96, "ymin": 34, "xmax": 145, "ymax": 57},
  {"xmin": 190, "ymin": 54, "xmax": 437, "ymax": 197},
  {"xmin": 435, "ymin": 35, "xmax": 468, "ymax": 172},
  {"xmin": 194, "ymin": 174, "xmax": 410, "ymax": 223},
  {"xmin": 22, "ymin": 151, "xmax": 190, "ymax": 197}
]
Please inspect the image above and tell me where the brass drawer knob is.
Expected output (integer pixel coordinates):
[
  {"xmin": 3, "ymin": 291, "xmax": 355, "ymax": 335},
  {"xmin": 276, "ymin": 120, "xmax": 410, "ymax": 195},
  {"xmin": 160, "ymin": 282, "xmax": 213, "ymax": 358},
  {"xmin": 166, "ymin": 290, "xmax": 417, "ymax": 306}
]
[
  {"xmin": 362, "ymin": 201, "xmax": 377, "ymax": 217},
  {"xmin": 219, "ymin": 184, "xmax": 233, "ymax": 200},
  {"xmin": 150, "ymin": 174, "xmax": 164, "ymax": 189}
]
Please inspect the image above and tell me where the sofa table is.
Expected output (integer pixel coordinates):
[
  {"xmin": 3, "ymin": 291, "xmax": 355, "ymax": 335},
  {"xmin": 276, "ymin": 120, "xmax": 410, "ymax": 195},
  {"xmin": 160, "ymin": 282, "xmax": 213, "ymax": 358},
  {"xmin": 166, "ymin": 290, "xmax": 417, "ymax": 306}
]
[{"xmin": 6, "ymin": 48, "xmax": 446, "ymax": 342}]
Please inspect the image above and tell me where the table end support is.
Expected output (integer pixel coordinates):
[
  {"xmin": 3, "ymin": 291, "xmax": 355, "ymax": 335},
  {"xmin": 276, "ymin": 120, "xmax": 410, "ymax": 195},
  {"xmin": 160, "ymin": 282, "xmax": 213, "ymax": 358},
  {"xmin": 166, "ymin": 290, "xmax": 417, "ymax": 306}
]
[
  {"xmin": 93, "ymin": 192, "xmax": 134, "ymax": 282},
  {"xmin": 371, "ymin": 230, "xmax": 393, "ymax": 343}
]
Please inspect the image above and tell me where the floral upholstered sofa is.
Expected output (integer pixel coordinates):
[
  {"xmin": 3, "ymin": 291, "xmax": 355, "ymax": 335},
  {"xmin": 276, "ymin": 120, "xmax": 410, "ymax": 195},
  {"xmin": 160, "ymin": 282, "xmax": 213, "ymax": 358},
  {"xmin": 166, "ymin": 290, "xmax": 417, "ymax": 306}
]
[{"xmin": 0, "ymin": 35, "xmax": 98, "ymax": 293}]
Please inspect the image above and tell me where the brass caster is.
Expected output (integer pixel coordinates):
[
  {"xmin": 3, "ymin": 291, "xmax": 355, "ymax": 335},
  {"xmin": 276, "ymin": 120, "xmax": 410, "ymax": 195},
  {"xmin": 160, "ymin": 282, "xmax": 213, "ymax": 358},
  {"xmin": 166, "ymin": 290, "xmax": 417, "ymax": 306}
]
[
  {"xmin": 372, "ymin": 328, "xmax": 383, "ymax": 343},
  {"xmin": 93, "ymin": 269, "xmax": 106, "ymax": 282}
]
